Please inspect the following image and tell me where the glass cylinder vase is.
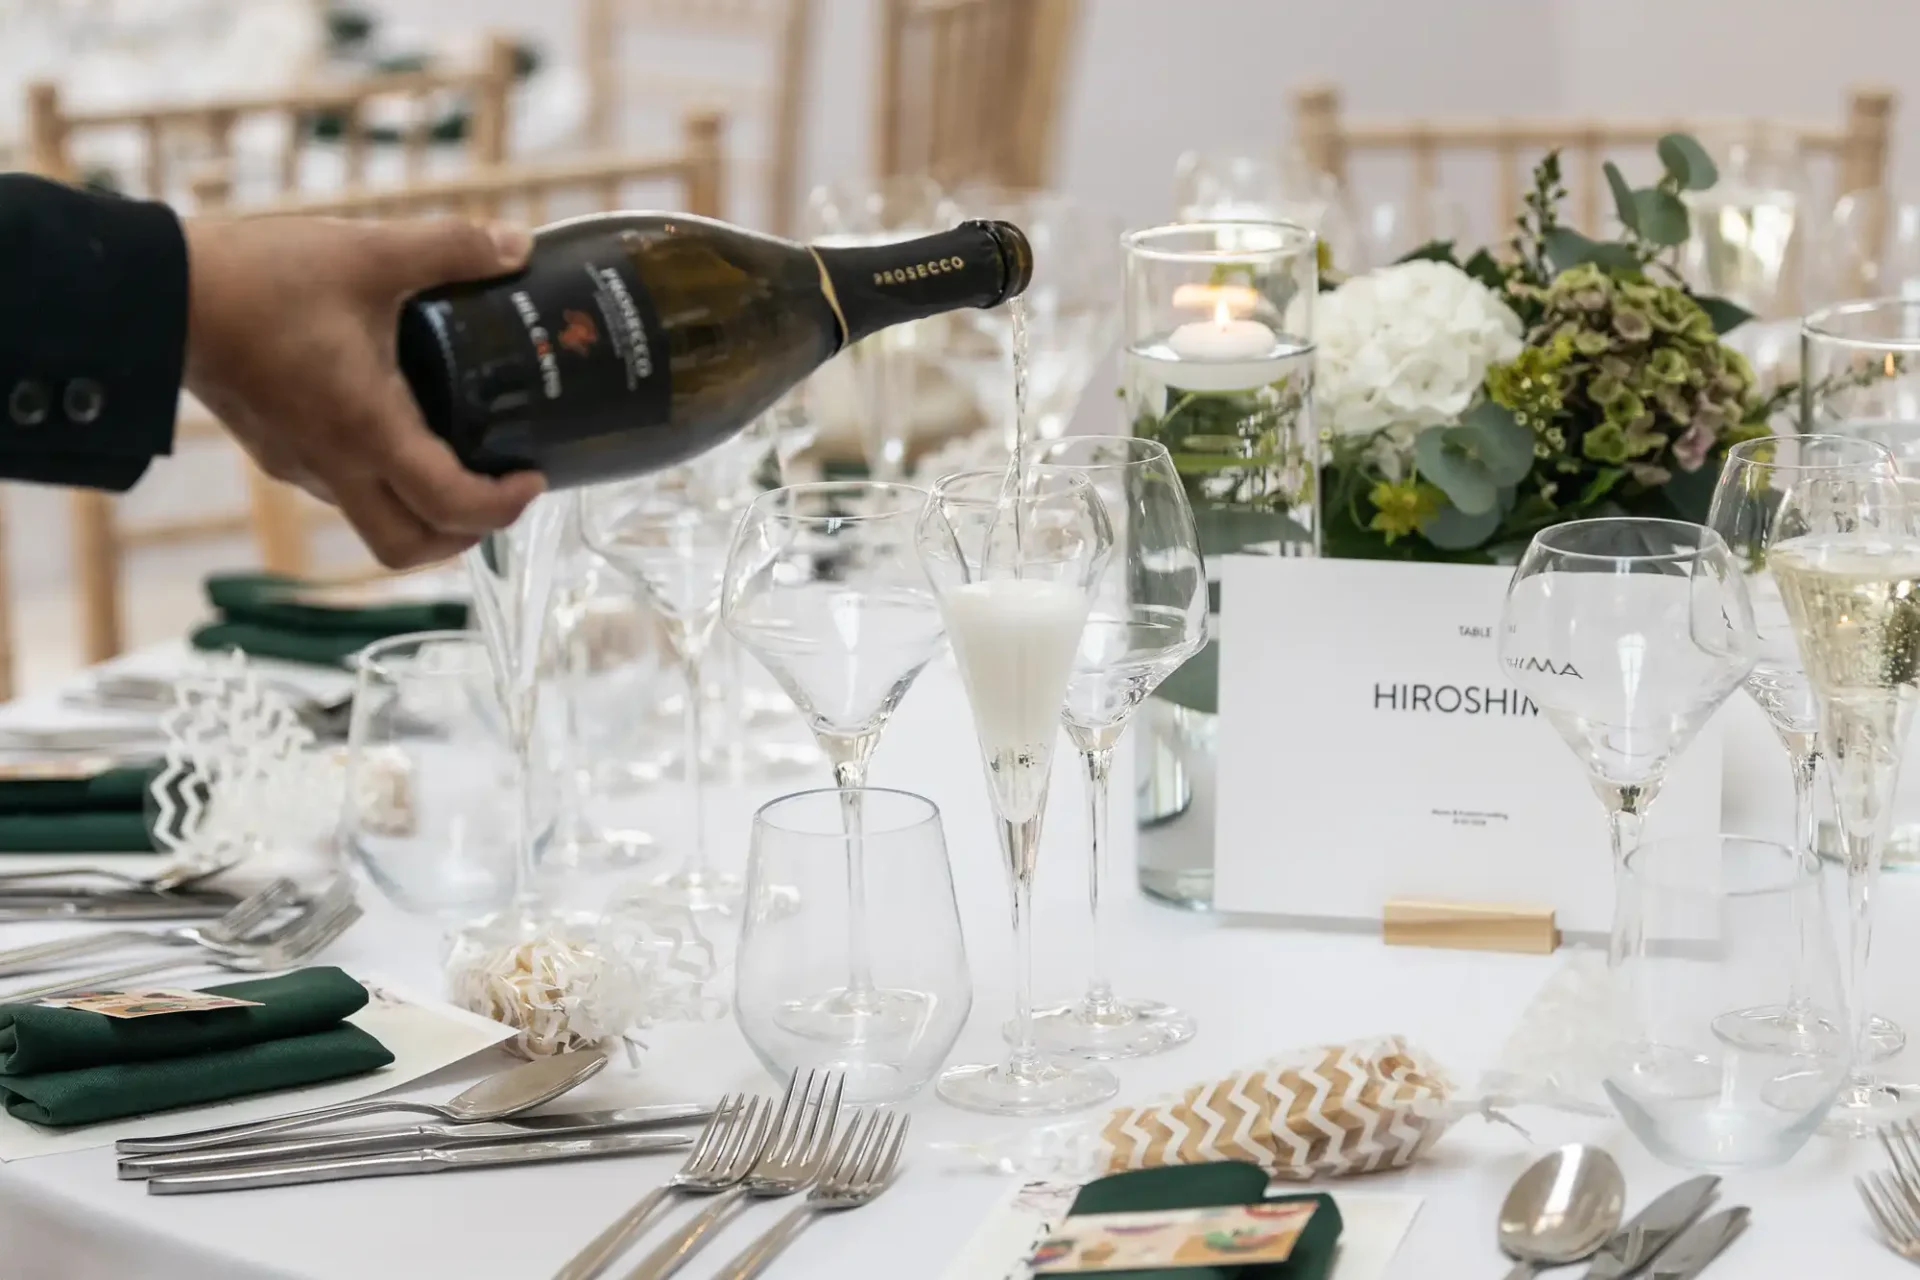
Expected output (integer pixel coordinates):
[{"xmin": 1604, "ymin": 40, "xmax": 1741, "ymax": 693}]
[{"xmin": 1122, "ymin": 220, "xmax": 1319, "ymax": 908}]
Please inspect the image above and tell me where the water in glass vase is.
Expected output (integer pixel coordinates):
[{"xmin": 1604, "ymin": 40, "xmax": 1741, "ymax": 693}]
[{"xmin": 1125, "ymin": 330, "xmax": 1316, "ymax": 908}]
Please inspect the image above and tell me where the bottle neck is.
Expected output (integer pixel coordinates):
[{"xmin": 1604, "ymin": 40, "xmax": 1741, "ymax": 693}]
[{"xmin": 813, "ymin": 222, "xmax": 1024, "ymax": 347}]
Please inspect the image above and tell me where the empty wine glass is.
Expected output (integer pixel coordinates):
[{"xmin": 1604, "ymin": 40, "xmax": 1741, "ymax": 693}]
[
  {"xmin": 1602, "ymin": 834, "xmax": 1848, "ymax": 1170},
  {"xmin": 917, "ymin": 469, "xmax": 1116, "ymax": 1115},
  {"xmin": 723, "ymin": 481, "xmax": 947, "ymax": 1043},
  {"xmin": 580, "ymin": 418, "xmax": 782, "ymax": 912},
  {"xmin": 1679, "ymin": 125, "xmax": 1809, "ymax": 319},
  {"xmin": 736, "ymin": 788, "xmax": 971, "ymax": 1103},
  {"xmin": 1499, "ymin": 518, "xmax": 1758, "ymax": 965},
  {"xmin": 1824, "ymin": 190, "xmax": 1920, "ymax": 304},
  {"xmin": 803, "ymin": 176, "xmax": 954, "ymax": 479},
  {"xmin": 342, "ymin": 632, "xmax": 534, "ymax": 925},
  {"xmin": 943, "ymin": 189, "xmax": 1123, "ymax": 445},
  {"xmin": 1769, "ymin": 473, "xmax": 1920, "ymax": 1133},
  {"xmin": 1021, "ymin": 437, "xmax": 1206, "ymax": 1060},
  {"xmin": 1172, "ymin": 149, "xmax": 1362, "ymax": 269}
]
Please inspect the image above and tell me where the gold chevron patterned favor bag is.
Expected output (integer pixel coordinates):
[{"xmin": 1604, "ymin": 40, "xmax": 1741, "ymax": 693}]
[{"xmin": 1097, "ymin": 1035, "xmax": 1462, "ymax": 1178}]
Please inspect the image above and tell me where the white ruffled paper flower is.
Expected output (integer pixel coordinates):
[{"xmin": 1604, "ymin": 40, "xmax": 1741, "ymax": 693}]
[{"xmin": 1313, "ymin": 261, "xmax": 1524, "ymax": 447}]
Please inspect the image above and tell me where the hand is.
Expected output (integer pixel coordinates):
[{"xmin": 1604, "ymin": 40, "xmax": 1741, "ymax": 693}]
[{"xmin": 182, "ymin": 215, "xmax": 546, "ymax": 568}]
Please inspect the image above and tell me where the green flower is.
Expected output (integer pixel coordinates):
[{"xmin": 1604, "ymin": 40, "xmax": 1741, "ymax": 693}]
[
  {"xmin": 1583, "ymin": 422, "xmax": 1632, "ymax": 464},
  {"xmin": 1613, "ymin": 308, "xmax": 1654, "ymax": 343},
  {"xmin": 1605, "ymin": 390, "xmax": 1648, "ymax": 425},
  {"xmin": 1589, "ymin": 373, "xmax": 1627, "ymax": 407},
  {"xmin": 1648, "ymin": 347, "xmax": 1691, "ymax": 384},
  {"xmin": 1487, "ymin": 339, "xmax": 1572, "ymax": 428},
  {"xmin": 1573, "ymin": 328, "xmax": 1613, "ymax": 356},
  {"xmin": 1367, "ymin": 478, "xmax": 1442, "ymax": 543}
]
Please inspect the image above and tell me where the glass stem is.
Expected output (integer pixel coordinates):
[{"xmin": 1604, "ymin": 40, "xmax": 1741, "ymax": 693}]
[
  {"xmin": 1846, "ymin": 832, "xmax": 1884, "ymax": 1084},
  {"xmin": 1784, "ymin": 736, "xmax": 1820, "ymax": 1020},
  {"xmin": 1604, "ymin": 786, "xmax": 1648, "ymax": 973},
  {"xmin": 721, "ymin": 638, "xmax": 748, "ymax": 786},
  {"xmin": 680, "ymin": 646, "xmax": 709, "ymax": 880},
  {"xmin": 823, "ymin": 738, "xmax": 879, "ymax": 1004},
  {"xmin": 1079, "ymin": 745, "xmax": 1118, "ymax": 1021},
  {"xmin": 1003, "ymin": 814, "xmax": 1044, "ymax": 1079}
]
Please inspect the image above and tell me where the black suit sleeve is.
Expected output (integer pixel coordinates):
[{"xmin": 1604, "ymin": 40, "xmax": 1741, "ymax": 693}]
[{"xmin": 0, "ymin": 174, "xmax": 188, "ymax": 492}]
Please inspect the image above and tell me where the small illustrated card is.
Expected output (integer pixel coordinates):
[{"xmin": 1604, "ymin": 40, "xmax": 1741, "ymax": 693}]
[
  {"xmin": 36, "ymin": 989, "xmax": 265, "ymax": 1019},
  {"xmin": 1029, "ymin": 1203, "xmax": 1317, "ymax": 1273}
]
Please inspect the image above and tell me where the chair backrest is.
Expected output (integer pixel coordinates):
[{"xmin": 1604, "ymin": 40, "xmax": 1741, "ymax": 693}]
[
  {"xmin": 1293, "ymin": 84, "xmax": 1896, "ymax": 245},
  {"xmin": 209, "ymin": 121, "xmax": 728, "ymax": 589},
  {"xmin": 579, "ymin": 0, "xmax": 813, "ymax": 235},
  {"xmin": 872, "ymin": 0, "xmax": 1081, "ymax": 191},
  {"xmin": 22, "ymin": 42, "xmax": 520, "ymax": 667}
]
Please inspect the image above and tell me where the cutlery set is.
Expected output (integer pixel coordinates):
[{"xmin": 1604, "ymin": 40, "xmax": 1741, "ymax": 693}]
[
  {"xmin": 1498, "ymin": 1146, "xmax": 1744, "ymax": 1280},
  {"xmin": 106, "ymin": 1053, "xmax": 902, "ymax": 1279},
  {"xmin": 1859, "ymin": 1120, "xmax": 1920, "ymax": 1262}
]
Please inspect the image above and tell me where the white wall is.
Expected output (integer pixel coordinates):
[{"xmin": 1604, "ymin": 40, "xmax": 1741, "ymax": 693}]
[{"xmin": 8, "ymin": 0, "xmax": 1915, "ymax": 606}]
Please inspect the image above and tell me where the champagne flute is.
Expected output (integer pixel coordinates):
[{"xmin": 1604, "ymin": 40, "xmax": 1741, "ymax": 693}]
[
  {"xmin": 722, "ymin": 481, "xmax": 947, "ymax": 1063},
  {"xmin": 1769, "ymin": 472, "xmax": 1920, "ymax": 1133},
  {"xmin": 1499, "ymin": 518, "xmax": 1758, "ymax": 965},
  {"xmin": 917, "ymin": 468, "xmax": 1117, "ymax": 1115},
  {"xmin": 580, "ymin": 419, "xmax": 782, "ymax": 912},
  {"xmin": 1022, "ymin": 437, "xmax": 1206, "ymax": 1059}
]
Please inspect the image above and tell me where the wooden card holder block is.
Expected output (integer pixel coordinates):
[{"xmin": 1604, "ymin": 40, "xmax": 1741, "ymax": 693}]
[{"xmin": 1381, "ymin": 899, "xmax": 1559, "ymax": 955}]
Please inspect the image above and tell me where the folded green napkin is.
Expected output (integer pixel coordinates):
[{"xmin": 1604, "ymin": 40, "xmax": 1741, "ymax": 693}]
[
  {"xmin": 191, "ymin": 572, "xmax": 468, "ymax": 668},
  {"xmin": 0, "ymin": 967, "xmax": 371, "ymax": 1075},
  {"xmin": 1066, "ymin": 1163, "xmax": 1344, "ymax": 1279},
  {"xmin": 0, "ymin": 763, "xmax": 163, "ymax": 853},
  {"xmin": 0, "ymin": 968, "xmax": 393, "ymax": 1127}
]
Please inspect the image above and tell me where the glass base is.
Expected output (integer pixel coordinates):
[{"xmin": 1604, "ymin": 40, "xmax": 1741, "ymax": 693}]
[
  {"xmin": 542, "ymin": 830, "xmax": 661, "ymax": 874},
  {"xmin": 1816, "ymin": 819, "xmax": 1920, "ymax": 871},
  {"xmin": 1022, "ymin": 997, "xmax": 1197, "ymax": 1060},
  {"xmin": 1137, "ymin": 869, "xmax": 1213, "ymax": 911},
  {"xmin": 775, "ymin": 986, "xmax": 932, "ymax": 1045},
  {"xmin": 937, "ymin": 1055, "xmax": 1118, "ymax": 1116},
  {"xmin": 1820, "ymin": 1074, "xmax": 1920, "ymax": 1137},
  {"xmin": 636, "ymin": 868, "xmax": 743, "ymax": 914},
  {"xmin": 1710, "ymin": 1005, "xmax": 1847, "ymax": 1055}
]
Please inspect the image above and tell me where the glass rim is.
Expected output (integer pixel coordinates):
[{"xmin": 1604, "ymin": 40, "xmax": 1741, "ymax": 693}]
[
  {"xmin": 746, "ymin": 480, "xmax": 928, "ymax": 522},
  {"xmin": 1030, "ymin": 435, "xmax": 1174, "ymax": 473},
  {"xmin": 1621, "ymin": 833, "xmax": 1816, "ymax": 898},
  {"xmin": 1528, "ymin": 516, "xmax": 1726, "ymax": 564},
  {"xmin": 1724, "ymin": 433, "xmax": 1898, "ymax": 473},
  {"xmin": 353, "ymin": 628, "xmax": 487, "ymax": 680},
  {"xmin": 926, "ymin": 468, "xmax": 1096, "ymax": 504},
  {"xmin": 1121, "ymin": 218, "xmax": 1317, "ymax": 261},
  {"xmin": 752, "ymin": 786, "xmax": 941, "ymax": 839},
  {"xmin": 1802, "ymin": 297, "xmax": 1920, "ymax": 350}
]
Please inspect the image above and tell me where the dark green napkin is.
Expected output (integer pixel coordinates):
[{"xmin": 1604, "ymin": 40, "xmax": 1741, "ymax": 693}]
[
  {"xmin": 0, "ymin": 1024, "xmax": 393, "ymax": 1126},
  {"xmin": 0, "ymin": 967, "xmax": 392, "ymax": 1127},
  {"xmin": 191, "ymin": 572, "xmax": 468, "ymax": 668},
  {"xmin": 0, "ymin": 762, "xmax": 162, "ymax": 853},
  {"xmin": 0, "ymin": 967, "xmax": 371, "ymax": 1075},
  {"xmin": 1063, "ymin": 1163, "xmax": 1343, "ymax": 1279}
]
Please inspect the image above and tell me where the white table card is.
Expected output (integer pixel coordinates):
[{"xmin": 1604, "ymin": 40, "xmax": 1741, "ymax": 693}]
[{"xmin": 1211, "ymin": 557, "xmax": 1723, "ymax": 938}]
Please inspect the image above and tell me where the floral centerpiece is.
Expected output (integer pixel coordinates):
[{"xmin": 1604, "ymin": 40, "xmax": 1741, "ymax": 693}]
[{"xmin": 1318, "ymin": 135, "xmax": 1792, "ymax": 562}]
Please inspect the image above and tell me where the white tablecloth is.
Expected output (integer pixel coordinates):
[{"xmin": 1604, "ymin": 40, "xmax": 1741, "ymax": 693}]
[{"xmin": 0, "ymin": 647, "xmax": 1912, "ymax": 1278}]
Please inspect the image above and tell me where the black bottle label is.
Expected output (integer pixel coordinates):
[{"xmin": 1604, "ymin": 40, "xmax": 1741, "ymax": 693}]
[
  {"xmin": 815, "ymin": 223, "xmax": 1022, "ymax": 346},
  {"xmin": 406, "ymin": 230, "xmax": 672, "ymax": 473}
]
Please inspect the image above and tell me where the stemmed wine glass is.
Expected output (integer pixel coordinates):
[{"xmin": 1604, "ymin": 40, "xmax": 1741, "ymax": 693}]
[
  {"xmin": 1499, "ymin": 518, "xmax": 1758, "ymax": 964},
  {"xmin": 1021, "ymin": 437, "xmax": 1206, "ymax": 1059},
  {"xmin": 1769, "ymin": 471, "xmax": 1920, "ymax": 1133},
  {"xmin": 579, "ymin": 418, "xmax": 782, "ymax": 912},
  {"xmin": 916, "ymin": 468, "xmax": 1116, "ymax": 1115},
  {"xmin": 721, "ymin": 481, "xmax": 948, "ymax": 1067}
]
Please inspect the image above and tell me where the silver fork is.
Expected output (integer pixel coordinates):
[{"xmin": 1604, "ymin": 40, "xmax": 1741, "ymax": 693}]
[
  {"xmin": 0, "ymin": 891, "xmax": 361, "ymax": 1003},
  {"xmin": 0, "ymin": 858, "xmax": 237, "ymax": 895},
  {"xmin": 711, "ymin": 1109, "xmax": 909, "ymax": 1280},
  {"xmin": 1862, "ymin": 1121, "xmax": 1920, "ymax": 1263},
  {"xmin": 552, "ymin": 1092, "xmax": 774, "ymax": 1280},
  {"xmin": 0, "ymin": 878, "xmax": 300, "ymax": 975},
  {"xmin": 622, "ymin": 1070, "xmax": 844, "ymax": 1280}
]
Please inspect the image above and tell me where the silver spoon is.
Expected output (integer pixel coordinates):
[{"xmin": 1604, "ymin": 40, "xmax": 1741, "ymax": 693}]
[
  {"xmin": 1498, "ymin": 1144, "xmax": 1626, "ymax": 1279},
  {"xmin": 115, "ymin": 1047, "xmax": 608, "ymax": 1155}
]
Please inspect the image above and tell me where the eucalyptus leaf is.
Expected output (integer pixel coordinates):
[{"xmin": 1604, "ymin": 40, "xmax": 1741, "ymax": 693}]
[
  {"xmin": 1419, "ymin": 501, "xmax": 1503, "ymax": 550},
  {"xmin": 1695, "ymin": 294, "xmax": 1755, "ymax": 335},
  {"xmin": 1462, "ymin": 248, "xmax": 1505, "ymax": 291},
  {"xmin": 1632, "ymin": 188, "xmax": 1691, "ymax": 247},
  {"xmin": 1414, "ymin": 426, "xmax": 1498, "ymax": 515},
  {"xmin": 1544, "ymin": 227, "xmax": 1640, "ymax": 274},
  {"xmin": 1457, "ymin": 402, "xmax": 1536, "ymax": 486},
  {"xmin": 1602, "ymin": 161, "xmax": 1639, "ymax": 232},
  {"xmin": 1657, "ymin": 133, "xmax": 1720, "ymax": 191},
  {"xmin": 1395, "ymin": 239, "xmax": 1460, "ymax": 266}
]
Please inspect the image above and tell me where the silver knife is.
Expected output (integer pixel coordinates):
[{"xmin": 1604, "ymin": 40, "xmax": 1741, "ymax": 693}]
[
  {"xmin": 1648, "ymin": 1207, "xmax": 1748, "ymax": 1280},
  {"xmin": 146, "ymin": 1129, "xmax": 691, "ymax": 1195},
  {"xmin": 1583, "ymin": 1174, "xmax": 1720, "ymax": 1279},
  {"xmin": 0, "ymin": 898, "xmax": 241, "ymax": 921},
  {"xmin": 118, "ymin": 1104, "xmax": 713, "ymax": 1179}
]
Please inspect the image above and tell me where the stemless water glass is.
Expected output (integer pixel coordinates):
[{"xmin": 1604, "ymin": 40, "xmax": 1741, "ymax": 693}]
[
  {"xmin": 735, "ymin": 788, "xmax": 971, "ymax": 1104},
  {"xmin": 723, "ymin": 481, "xmax": 947, "ymax": 1043},
  {"xmin": 342, "ymin": 632, "xmax": 533, "ymax": 925},
  {"xmin": 580, "ymin": 418, "xmax": 782, "ymax": 912},
  {"xmin": 917, "ymin": 469, "xmax": 1116, "ymax": 1115},
  {"xmin": 1024, "ymin": 437, "xmax": 1206, "ymax": 1059},
  {"xmin": 1499, "ymin": 519, "xmax": 1758, "ymax": 962},
  {"xmin": 1602, "ymin": 835, "xmax": 1848, "ymax": 1171}
]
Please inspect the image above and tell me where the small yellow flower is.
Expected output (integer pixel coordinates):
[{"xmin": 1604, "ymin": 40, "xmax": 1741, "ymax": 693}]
[{"xmin": 1368, "ymin": 478, "xmax": 1442, "ymax": 543}]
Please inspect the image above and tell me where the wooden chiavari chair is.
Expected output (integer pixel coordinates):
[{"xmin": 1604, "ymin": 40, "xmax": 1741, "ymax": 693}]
[
  {"xmin": 1292, "ymin": 83, "xmax": 1896, "ymax": 247},
  {"xmin": 579, "ymin": 0, "xmax": 813, "ymax": 235},
  {"xmin": 873, "ymin": 0, "xmax": 1082, "ymax": 191},
  {"xmin": 23, "ymin": 37, "xmax": 518, "ymax": 665},
  {"xmin": 204, "ymin": 115, "xmax": 728, "ymax": 585}
]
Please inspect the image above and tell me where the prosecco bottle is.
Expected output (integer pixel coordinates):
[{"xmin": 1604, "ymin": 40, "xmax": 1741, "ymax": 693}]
[{"xmin": 396, "ymin": 213, "xmax": 1033, "ymax": 487}]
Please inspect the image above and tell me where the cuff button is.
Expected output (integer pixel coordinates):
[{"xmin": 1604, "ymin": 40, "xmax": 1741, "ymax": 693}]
[
  {"xmin": 7, "ymin": 380, "xmax": 48, "ymax": 427},
  {"xmin": 63, "ymin": 378, "xmax": 104, "ymax": 425}
]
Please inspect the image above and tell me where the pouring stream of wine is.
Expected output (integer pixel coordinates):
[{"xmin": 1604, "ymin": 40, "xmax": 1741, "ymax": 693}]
[{"xmin": 984, "ymin": 297, "xmax": 1032, "ymax": 576}]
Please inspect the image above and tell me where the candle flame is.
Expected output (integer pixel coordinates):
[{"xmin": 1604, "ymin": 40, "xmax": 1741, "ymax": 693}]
[
  {"xmin": 1212, "ymin": 297, "xmax": 1233, "ymax": 328},
  {"xmin": 1171, "ymin": 282, "xmax": 1260, "ymax": 316},
  {"xmin": 1887, "ymin": 352, "xmax": 1900, "ymax": 379}
]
